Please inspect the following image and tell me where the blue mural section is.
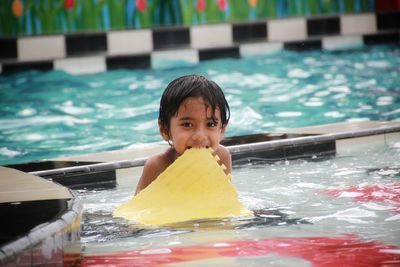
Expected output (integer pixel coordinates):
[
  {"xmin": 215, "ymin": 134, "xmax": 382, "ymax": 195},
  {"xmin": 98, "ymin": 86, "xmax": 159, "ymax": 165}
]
[{"xmin": 0, "ymin": 0, "xmax": 375, "ymax": 37}]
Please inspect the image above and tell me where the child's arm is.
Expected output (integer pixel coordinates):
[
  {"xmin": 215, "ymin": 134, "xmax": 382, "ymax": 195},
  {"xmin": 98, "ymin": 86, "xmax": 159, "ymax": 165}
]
[{"xmin": 216, "ymin": 145, "xmax": 232, "ymax": 175}]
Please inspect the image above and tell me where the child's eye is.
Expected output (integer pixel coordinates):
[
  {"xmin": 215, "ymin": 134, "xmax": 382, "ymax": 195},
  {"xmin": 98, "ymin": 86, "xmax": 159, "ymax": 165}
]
[
  {"xmin": 207, "ymin": 121, "xmax": 218, "ymax": 127},
  {"xmin": 181, "ymin": 122, "xmax": 192, "ymax": 127}
]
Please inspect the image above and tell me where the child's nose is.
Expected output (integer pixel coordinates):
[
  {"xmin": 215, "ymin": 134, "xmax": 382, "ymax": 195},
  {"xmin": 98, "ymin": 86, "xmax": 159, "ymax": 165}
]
[{"xmin": 192, "ymin": 128, "xmax": 207, "ymax": 143}]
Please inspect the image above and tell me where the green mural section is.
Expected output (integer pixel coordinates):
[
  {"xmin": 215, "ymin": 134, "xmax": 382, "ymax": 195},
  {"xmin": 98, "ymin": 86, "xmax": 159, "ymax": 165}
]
[{"xmin": 0, "ymin": 0, "xmax": 375, "ymax": 37}]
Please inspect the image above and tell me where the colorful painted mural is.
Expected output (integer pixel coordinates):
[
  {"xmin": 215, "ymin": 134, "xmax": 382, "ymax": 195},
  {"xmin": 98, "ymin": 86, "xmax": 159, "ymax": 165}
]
[{"xmin": 0, "ymin": 0, "xmax": 375, "ymax": 37}]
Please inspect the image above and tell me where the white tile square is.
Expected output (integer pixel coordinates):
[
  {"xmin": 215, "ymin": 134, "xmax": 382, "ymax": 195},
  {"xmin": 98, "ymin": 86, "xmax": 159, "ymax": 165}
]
[
  {"xmin": 151, "ymin": 49, "xmax": 199, "ymax": 69},
  {"xmin": 268, "ymin": 18, "xmax": 307, "ymax": 41},
  {"xmin": 240, "ymin": 42, "xmax": 283, "ymax": 56},
  {"xmin": 18, "ymin": 36, "xmax": 65, "ymax": 61},
  {"xmin": 341, "ymin": 14, "xmax": 377, "ymax": 35},
  {"xmin": 54, "ymin": 56, "xmax": 106, "ymax": 75},
  {"xmin": 190, "ymin": 24, "xmax": 232, "ymax": 49},
  {"xmin": 323, "ymin": 36, "xmax": 363, "ymax": 50},
  {"xmin": 107, "ymin": 30, "xmax": 153, "ymax": 55},
  {"xmin": 336, "ymin": 134, "xmax": 385, "ymax": 156}
]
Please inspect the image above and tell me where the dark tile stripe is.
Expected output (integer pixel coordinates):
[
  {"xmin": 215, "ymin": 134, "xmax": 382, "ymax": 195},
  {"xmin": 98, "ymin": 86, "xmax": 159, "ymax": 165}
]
[
  {"xmin": 363, "ymin": 32, "xmax": 399, "ymax": 45},
  {"xmin": 2, "ymin": 61, "xmax": 53, "ymax": 74},
  {"xmin": 6, "ymin": 160, "xmax": 101, "ymax": 172},
  {"xmin": 52, "ymin": 171, "xmax": 116, "ymax": 190},
  {"xmin": 152, "ymin": 27, "xmax": 190, "ymax": 50},
  {"xmin": 232, "ymin": 148, "xmax": 285, "ymax": 162},
  {"xmin": 66, "ymin": 33, "xmax": 107, "ymax": 56},
  {"xmin": 307, "ymin": 17, "xmax": 340, "ymax": 36},
  {"xmin": 232, "ymin": 22, "xmax": 267, "ymax": 43},
  {"xmin": 0, "ymin": 38, "xmax": 17, "ymax": 60},
  {"xmin": 284, "ymin": 40, "xmax": 322, "ymax": 51},
  {"xmin": 199, "ymin": 46, "xmax": 240, "ymax": 61},
  {"xmin": 377, "ymin": 11, "xmax": 400, "ymax": 30},
  {"xmin": 284, "ymin": 142, "xmax": 336, "ymax": 159},
  {"xmin": 106, "ymin": 54, "xmax": 151, "ymax": 70},
  {"xmin": 232, "ymin": 140, "xmax": 336, "ymax": 163},
  {"xmin": 7, "ymin": 160, "xmax": 116, "ymax": 190}
]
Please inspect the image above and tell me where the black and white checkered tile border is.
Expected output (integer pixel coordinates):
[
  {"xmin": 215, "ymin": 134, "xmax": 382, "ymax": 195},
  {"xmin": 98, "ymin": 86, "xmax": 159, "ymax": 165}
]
[{"xmin": 0, "ymin": 11, "xmax": 399, "ymax": 75}]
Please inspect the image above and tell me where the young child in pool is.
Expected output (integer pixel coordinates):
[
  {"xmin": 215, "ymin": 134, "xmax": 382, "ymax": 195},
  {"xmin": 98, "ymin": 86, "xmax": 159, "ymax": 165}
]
[{"xmin": 135, "ymin": 74, "xmax": 231, "ymax": 194}]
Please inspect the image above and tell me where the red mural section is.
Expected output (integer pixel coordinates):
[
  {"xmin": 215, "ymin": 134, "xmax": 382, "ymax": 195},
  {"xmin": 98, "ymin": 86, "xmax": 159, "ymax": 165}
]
[{"xmin": 78, "ymin": 235, "xmax": 400, "ymax": 266}]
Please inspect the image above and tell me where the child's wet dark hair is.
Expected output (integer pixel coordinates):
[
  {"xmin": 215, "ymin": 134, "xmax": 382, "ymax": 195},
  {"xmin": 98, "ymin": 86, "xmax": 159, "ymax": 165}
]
[{"xmin": 158, "ymin": 74, "xmax": 230, "ymax": 133}]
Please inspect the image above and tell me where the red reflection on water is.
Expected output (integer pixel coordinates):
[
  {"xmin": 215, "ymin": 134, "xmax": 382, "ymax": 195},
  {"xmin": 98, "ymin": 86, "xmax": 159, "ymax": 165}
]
[
  {"xmin": 78, "ymin": 234, "xmax": 400, "ymax": 266},
  {"xmin": 324, "ymin": 183, "xmax": 400, "ymax": 212}
]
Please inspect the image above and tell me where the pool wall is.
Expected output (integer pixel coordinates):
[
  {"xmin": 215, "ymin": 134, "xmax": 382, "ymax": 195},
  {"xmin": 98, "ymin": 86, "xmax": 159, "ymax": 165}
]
[
  {"xmin": 0, "ymin": 9, "xmax": 399, "ymax": 74},
  {"xmin": 0, "ymin": 168, "xmax": 82, "ymax": 266}
]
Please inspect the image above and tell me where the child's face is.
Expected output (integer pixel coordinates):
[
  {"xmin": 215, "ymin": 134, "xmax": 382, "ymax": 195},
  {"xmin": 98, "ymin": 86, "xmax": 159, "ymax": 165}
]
[{"xmin": 160, "ymin": 97, "xmax": 226, "ymax": 155}]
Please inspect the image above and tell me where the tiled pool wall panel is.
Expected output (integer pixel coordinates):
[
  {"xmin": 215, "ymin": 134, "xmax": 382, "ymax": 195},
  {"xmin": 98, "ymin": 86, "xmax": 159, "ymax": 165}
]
[
  {"xmin": 0, "ymin": 192, "xmax": 82, "ymax": 266},
  {"xmin": 337, "ymin": 131, "xmax": 400, "ymax": 155},
  {"xmin": 230, "ymin": 125, "xmax": 400, "ymax": 162},
  {"xmin": 27, "ymin": 125, "xmax": 400, "ymax": 184},
  {"xmin": 0, "ymin": 11, "xmax": 399, "ymax": 74}
]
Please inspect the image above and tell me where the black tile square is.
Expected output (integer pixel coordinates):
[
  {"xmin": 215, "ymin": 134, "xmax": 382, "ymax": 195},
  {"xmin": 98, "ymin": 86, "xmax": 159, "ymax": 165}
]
[
  {"xmin": 0, "ymin": 199, "xmax": 68, "ymax": 246},
  {"xmin": 0, "ymin": 38, "xmax": 18, "ymax": 60},
  {"xmin": 284, "ymin": 40, "xmax": 322, "ymax": 51},
  {"xmin": 307, "ymin": 17, "xmax": 340, "ymax": 36},
  {"xmin": 153, "ymin": 28, "xmax": 190, "ymax": 50},
  {"xmin": 199, "ymin": 47, "xmax": 240, "ymax": 61},
  {"xmin": 66, "ymin": 33, "xmax": 107, "ymax": 56},
  {"xmin": 363, "ymin": 32, "xmax": 399, "ymax": 45},
  {"xmin": 106, "ymin": 54, "xmax": 151, "ymax": 70},
  {"xmin": 2, "ymin": 61, "xmax": 53, "ymax": 74},
  {"xmin": 284, "ymin": 141, "xmax": 336, "ymax": 159},
  {"xmin": 52, "ymin": 171, "xmax": 116, "ymax": 190},
  {"xmin": 377, "ymin": 11, "xmax": 400, "ymax": 30},
  {"xmin": 233, "ymin": 22, "xmax": 267, "ymax": 43}
]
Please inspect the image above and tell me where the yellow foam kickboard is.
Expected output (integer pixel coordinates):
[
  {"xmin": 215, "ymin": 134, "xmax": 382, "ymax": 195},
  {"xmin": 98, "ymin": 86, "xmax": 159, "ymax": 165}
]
[{"xmin": 113, "ymin": 148, "xmax": 252, "ymax": 226}]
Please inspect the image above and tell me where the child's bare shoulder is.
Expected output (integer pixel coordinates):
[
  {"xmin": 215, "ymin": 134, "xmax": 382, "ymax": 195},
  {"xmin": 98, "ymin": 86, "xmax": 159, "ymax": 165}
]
[
  {"xmin": 144, "ymin": 148, "xmax": 176, "ymax": 172},
  {"xmin": 135, "ymin": 149, "xmax": 176, "ymax": 194},
  {"xmin": 215, "ymin": 145, "xmax": 232, "ymax": 173},
  {"xmin": 216, "ymin": 144, "xmax": 231, "ymax": 158}
]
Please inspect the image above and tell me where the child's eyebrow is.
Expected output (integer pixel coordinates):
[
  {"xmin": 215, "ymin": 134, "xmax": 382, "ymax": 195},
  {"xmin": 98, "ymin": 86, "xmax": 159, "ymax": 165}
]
[
  {"xmin": 178, "ymin": 117, "xmax": 193, "ymax": 121},
  {"xmin": 177, "ymin": 116, "xmax": 219, "ymax": 122},
  {"xmin": 206, "ymin": 116, "xmax": 219, "ymax": 123}
]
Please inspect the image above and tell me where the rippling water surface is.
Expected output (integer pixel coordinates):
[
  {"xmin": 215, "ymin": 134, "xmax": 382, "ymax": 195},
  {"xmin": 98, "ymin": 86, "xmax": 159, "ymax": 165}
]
[
  {"xmin": 1, "ymin": 45, "xmax": 399, "ymax": 164},
  {"xmin": 79, "ymin": 143, "xmax": 400, "ymax": 266}
]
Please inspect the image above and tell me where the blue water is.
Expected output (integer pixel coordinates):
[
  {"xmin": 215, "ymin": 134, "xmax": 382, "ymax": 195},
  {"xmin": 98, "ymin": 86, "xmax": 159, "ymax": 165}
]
[{"xmin": 1, "ymin": 45, "xmax": 399, "ymax": 165}]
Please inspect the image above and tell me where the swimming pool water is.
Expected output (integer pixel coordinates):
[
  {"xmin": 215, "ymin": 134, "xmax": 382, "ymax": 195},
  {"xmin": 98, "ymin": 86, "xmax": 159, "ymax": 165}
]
[
  {"xmin": 78, "ymin": 142, "xmax": 400, "ymax": 265},
  {"xmin": 0, "ymin": 45, "xmax": 399, "ymax": 165}
]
